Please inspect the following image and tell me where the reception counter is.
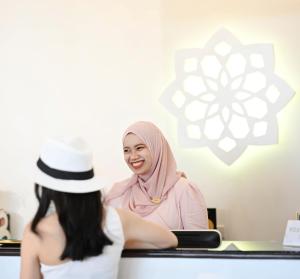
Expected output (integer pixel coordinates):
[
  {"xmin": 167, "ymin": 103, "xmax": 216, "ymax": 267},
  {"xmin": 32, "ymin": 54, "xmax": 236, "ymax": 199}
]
[{"xmin": 1, "ymin": 241, "xmax": 300, "ymax": 278}]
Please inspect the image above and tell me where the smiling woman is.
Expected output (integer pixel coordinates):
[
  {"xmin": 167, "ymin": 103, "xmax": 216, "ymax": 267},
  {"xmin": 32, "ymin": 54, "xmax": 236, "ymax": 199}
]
[
  {"xmin": 105, "ymin": 121, "xmax": 208, "ymax": 230},
  {"xmin": 123, "ymin": 133, "xmax": 153, "ymax": 176}
]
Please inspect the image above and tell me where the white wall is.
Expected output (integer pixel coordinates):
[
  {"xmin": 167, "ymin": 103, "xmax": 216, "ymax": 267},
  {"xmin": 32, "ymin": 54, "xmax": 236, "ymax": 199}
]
[{"xmin": 0, "ymin": 0, "xmax": 299, "ymax": 241}]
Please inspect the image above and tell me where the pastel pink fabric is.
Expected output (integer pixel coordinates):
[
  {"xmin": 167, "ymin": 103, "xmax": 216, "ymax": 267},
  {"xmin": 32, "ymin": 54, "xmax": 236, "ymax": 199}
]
[{"xmin": 105, "ymin": 121, "xmax": 208, "ymax": 229}]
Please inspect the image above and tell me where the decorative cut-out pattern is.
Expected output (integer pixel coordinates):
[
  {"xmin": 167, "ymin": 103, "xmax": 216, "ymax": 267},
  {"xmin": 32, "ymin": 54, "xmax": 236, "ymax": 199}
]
[{"xmin": 160, "ymin": 29, "xmax": 295, "ymax": 164}]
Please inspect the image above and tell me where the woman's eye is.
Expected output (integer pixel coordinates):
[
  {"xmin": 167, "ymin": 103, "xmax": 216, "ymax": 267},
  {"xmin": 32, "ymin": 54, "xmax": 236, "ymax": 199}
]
[
  {"xmin": 123, "ymin": 148, "xmax": 129, "ymax": 153},
  {"xmin": 137, "ymin": 146, "xmax": 144, "ymax": 151}
]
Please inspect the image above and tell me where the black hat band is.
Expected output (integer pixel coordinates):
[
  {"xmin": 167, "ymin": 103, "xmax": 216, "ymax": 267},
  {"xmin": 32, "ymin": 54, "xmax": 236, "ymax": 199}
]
[{"xmin": 37, "ymin": 158, "xmax": 94, "ymax": 180}]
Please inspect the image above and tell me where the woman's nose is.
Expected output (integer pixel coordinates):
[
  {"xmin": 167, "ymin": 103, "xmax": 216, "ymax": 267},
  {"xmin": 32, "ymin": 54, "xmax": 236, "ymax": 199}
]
[{"xmin": 130, "ymin": 150, "xmax": 139, "ymax": 160}]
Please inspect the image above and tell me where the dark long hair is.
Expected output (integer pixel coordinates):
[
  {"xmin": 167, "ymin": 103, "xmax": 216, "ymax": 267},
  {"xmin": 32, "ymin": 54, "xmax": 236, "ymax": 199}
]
[{"xmin": 31, "ymin": 183, "xmax": 113, "ymax": 261}]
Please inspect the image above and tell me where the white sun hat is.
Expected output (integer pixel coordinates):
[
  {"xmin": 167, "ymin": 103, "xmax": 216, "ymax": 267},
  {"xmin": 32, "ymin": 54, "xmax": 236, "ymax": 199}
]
[{"xmin": 34, "ymin": 137, "xmax": 105, "ymax": 193}]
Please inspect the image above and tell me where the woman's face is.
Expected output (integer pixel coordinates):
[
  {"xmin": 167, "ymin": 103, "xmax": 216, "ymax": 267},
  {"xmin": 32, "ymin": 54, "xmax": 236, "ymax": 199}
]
[{"xmin": 123, "ymin": 133, "xmax": 152, "ymax": 175}]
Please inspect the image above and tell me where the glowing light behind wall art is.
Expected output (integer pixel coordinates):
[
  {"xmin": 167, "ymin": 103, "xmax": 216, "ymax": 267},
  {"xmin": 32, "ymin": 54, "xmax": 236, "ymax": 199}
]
[{"xmin": 160, "ymin": 29, "xmax": 295, "ymax": 165}]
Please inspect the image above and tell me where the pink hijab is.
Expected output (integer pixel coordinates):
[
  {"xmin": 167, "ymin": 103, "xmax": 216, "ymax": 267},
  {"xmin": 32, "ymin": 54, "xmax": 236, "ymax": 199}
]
[{"xmin": 105, "ymin": 121, "xmax": 184, "ymax": 216}]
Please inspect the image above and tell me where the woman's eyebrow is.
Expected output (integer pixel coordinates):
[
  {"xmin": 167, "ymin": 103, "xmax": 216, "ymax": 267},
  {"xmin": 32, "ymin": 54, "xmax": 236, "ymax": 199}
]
[
  {"xmin": 123, "ymin": 143, "xmax": 145, "ymax": 149},
  {"xmin": 134, "ymin": 144, "xmax": 145, "ymax": 147}
]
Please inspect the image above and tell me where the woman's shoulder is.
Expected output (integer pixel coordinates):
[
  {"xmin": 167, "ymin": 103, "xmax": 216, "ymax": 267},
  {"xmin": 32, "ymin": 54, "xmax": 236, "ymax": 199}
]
[
  {"xmin": 27, "ymin": 214, "xmax": 63, "ymax": 240},
  {"xmin": 37, "ymin": 214, "xmax": 61, "ymax": 233},
  {"xmin": 21, "ymin": 219, "xmax": 52, "ymax": 250},
  {"xmin": 172, "ymin": 177, "xmax": 204, "ymax": 198},
  {"xmin": 22, "ymin": 222, "xmax": 38, "ymax": 240},
  {"xmin": 173, "ymin": 177, "xmax": 199, "ymax": 191},
  {"xmin": 22, "ymin": 214, "xmax": 63, "ymax": 250}
]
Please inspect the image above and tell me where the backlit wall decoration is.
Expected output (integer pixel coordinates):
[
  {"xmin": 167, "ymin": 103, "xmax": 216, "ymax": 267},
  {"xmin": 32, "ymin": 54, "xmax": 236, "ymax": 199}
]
[{"xmin": 160, "ymin": 29, "xmax": 295, "ymax": 165}]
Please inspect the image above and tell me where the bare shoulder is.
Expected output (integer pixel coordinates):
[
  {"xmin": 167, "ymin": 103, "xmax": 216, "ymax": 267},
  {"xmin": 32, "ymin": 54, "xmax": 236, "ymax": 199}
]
[
  {"xmin": 26, "ymin": 214, "xmax": 63, "ymax": 241},
  {"xmin": 23, "ymin": 223, "xmax": 39, "ymax": 240},
  {"xmin": 21, "ymin": 223, "xmax": 43, "ymax": 279},
  {"xmin": 21, "ymin": 223, "xmax": 41, "ymax": 254},
  {"xmin": 37, "ymin": 214, "xmax": 61, "ymax": 234},
  {"xmin": 23, "ymin": 214, "xmax": 58, "ymax": 241}
]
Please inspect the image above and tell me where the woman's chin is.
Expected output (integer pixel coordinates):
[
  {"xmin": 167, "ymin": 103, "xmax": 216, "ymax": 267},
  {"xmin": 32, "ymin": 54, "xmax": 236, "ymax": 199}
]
[{"xmin": 131, "ymin": 168, "xmax": 147, "ymax": 176}]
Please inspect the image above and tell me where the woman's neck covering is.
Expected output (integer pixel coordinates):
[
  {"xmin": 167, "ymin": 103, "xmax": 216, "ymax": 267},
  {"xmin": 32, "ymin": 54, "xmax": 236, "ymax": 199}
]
[{"xmin": 105, "ymin": 121, "xmax": 183, "ymax": 216}]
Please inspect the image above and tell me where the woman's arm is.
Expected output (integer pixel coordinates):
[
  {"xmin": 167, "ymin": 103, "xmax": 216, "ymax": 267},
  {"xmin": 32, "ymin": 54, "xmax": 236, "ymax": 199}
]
[
  {"xmin": 116, "ymin": 208, "xmax": 178, "ymax": 249},
  {"xmin": 20, "ymin": 224, "xmax": 42, "ymax": 279}
]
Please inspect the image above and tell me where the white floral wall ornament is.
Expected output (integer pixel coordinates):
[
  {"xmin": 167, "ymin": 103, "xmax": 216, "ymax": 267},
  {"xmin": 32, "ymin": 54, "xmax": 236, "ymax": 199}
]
[{"xmin": 160, "ymin": 29, "xmax": 295, "ymax": 165}]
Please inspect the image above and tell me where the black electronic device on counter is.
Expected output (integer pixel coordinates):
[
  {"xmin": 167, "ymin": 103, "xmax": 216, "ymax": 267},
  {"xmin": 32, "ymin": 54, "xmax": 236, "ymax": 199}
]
[
  {"xmin": 171, "ymin": 230, "xmax": 221, "ymax": 249},
  {"xmin": 0, "ymin": 240, "xmax": 21, "ymax": 248}
]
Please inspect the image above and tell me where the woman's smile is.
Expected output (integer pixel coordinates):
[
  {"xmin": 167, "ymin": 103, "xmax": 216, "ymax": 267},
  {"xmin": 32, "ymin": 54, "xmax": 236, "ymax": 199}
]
[
  {"xmin": 123, "ymin": 133, "xmax": 152, "ymax": 175},
  {"xmin": 131, "ymin": 160, "xmax": 144, "ymax": 169}
]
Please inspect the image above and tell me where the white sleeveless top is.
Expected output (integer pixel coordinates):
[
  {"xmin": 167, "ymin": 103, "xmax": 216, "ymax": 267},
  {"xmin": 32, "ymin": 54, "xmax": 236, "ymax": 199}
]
[{"xmin": 40, "ymin": 207, "xmax": 124, "ymax": 279}]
